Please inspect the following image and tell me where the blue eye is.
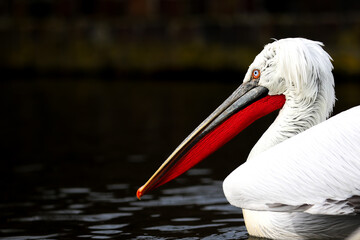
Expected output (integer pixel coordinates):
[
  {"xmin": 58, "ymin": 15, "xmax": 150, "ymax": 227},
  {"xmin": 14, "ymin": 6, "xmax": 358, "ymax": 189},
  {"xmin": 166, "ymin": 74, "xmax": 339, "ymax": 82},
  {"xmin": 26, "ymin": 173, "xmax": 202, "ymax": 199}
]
[{"xmin": 252, "ymin": 69, "xmax": 260, "ymax": 79}]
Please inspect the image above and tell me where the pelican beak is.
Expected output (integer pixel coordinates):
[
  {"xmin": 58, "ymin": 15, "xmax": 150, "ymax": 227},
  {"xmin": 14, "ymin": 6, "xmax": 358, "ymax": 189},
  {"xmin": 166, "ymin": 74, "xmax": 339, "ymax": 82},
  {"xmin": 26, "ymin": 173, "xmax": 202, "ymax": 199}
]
[{"xmin": 137, "ymin": 80, "xmax": 285, "ymax": 199}]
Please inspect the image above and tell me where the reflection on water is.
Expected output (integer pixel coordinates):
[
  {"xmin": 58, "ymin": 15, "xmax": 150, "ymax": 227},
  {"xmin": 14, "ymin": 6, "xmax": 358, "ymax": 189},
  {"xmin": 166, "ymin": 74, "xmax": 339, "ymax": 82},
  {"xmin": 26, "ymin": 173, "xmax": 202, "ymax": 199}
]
[{"xmin": 1, "ymin": 80, "xmax": 359, "ymax": 239}]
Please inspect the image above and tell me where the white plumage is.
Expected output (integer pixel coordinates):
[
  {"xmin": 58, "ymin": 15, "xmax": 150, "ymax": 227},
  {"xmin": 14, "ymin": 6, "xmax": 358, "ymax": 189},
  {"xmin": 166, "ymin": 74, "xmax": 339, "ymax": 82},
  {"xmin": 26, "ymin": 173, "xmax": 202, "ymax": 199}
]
[
  {"xmin": 223, "ymin": 38, "xmax": 360, "ymax": 239},
  {"xmin": 224, "ymin": 106, "xmax": 360, "ymax": 215}
]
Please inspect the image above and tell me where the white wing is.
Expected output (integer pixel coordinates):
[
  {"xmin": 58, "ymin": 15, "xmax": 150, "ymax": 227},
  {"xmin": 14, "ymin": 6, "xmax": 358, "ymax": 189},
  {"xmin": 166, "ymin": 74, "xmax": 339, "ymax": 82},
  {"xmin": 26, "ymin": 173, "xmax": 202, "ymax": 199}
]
[{"xmin": 223, "ymin": 106, "xmax": 360, "ymax": 215}]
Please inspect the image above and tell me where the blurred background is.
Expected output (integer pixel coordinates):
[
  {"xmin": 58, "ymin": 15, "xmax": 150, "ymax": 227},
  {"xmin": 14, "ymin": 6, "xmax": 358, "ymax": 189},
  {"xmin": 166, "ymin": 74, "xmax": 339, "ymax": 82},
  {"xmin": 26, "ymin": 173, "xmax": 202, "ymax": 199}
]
[
  {"xmin": 1, "ymin": 1, "xmax": 360, "ymax": 239},
  {"xmin": 2, "ymin": 0, "xmax": 360, "ymax": 77}
]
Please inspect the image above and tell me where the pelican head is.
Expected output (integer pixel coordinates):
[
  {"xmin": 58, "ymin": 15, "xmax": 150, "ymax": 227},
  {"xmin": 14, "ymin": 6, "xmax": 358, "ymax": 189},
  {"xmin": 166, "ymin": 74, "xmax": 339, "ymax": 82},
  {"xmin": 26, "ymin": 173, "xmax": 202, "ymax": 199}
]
[
  {"xmin": 247, "ymin": 38, "xmax": 334, "ymax": 119},
  {"xmin": 137, "ymin": 38, "xmax": 336, "ymax": 199},
  {"xmin": 245, "ymin": 38, "xmax": 335, "ymax": 158}
]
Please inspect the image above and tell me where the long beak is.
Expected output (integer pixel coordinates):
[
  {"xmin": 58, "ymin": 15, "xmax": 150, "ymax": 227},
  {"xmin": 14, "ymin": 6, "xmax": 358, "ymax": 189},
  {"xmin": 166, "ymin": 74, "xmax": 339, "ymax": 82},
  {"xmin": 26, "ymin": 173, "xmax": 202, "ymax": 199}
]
[{"xmin": 137, "ymin": 80, "xmax": 285, "ymax": 199}]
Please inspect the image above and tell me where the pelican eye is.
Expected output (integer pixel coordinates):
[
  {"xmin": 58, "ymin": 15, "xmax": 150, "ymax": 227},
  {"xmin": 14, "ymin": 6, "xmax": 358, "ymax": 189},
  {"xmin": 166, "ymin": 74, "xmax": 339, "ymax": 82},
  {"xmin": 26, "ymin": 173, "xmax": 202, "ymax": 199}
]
[{"xmin": 252, "ymin": 69, "xmax": 260, "ymax": 79}]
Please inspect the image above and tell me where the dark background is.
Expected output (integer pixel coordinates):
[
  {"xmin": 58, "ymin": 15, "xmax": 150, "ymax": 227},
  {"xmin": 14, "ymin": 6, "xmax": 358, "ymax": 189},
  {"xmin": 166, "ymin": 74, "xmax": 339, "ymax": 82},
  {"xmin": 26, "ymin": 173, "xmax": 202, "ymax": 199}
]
[
  {"xmin": 1, "ymin": 0, "xmax": 360, "ymax": 78},
  {"xmin": 1, "ymin": 0, "xmax": 360, "ymax": 199}
]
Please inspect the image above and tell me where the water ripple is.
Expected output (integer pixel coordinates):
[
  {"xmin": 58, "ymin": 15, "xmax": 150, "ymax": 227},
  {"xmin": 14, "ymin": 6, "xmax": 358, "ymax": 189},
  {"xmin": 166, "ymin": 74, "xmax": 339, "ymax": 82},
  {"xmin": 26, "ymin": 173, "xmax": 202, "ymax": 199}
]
[
  {"xmin": 186, "ymin": 168, "xmax": 212, "ymax": 176},
  {"xmin": 12, "ymin": 213, "xmax": 131, "ymax": 222},
  {"xmin": 0, "ymin": 233, "xmax": 59, "ymax": 240},
  {"xmin": 171, "ymin": 217, "xmax": 201, "ymax": 222},
  {"xmin": 144, "ymin": 223, "xmax": 226, "ymax": 231},
  {"xmin": 118, "ymin": 206, "xmax": 142, "ymax": 211},
  {"xmin": 88, "ymin": 224, "xmax": 128, "ymax": 230},
  {"xmin": 132, "ymin": 193, "xmax": 227, "ymax": 207},
  {"xmin": 212, "ymin": 218, "xmax": 244, "ymax": 223},
  {"xmin": 90, "ymin": 230, "xmax": 122, "ymax": 235},
  {"xmin": 60, "ymin": 188, "xmax": 90, "ymax": 194}
]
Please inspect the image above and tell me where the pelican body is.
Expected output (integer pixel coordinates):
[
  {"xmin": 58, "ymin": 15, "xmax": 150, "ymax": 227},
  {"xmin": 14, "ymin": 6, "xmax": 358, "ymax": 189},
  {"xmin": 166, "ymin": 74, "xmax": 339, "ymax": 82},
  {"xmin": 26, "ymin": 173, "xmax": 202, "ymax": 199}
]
[{"xmin": 137, "ymin": 38, "xmax": 360, "ymax": 239}]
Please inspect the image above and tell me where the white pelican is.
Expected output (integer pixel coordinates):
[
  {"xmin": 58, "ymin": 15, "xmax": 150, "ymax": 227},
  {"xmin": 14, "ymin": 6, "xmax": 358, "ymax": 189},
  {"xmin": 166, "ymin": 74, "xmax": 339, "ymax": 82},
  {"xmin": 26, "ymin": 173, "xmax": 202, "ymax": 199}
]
[{"xmin": 137, "ymin": 38, "xmax": 360, "ymax": 239}]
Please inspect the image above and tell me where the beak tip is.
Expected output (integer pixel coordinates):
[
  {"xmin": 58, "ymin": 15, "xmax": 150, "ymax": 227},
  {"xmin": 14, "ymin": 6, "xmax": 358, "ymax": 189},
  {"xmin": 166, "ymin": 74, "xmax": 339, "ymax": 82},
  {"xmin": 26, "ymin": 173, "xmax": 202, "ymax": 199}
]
[{"xmin": 136, "ymin": 185, "xmax": 145, "ymax": 200}]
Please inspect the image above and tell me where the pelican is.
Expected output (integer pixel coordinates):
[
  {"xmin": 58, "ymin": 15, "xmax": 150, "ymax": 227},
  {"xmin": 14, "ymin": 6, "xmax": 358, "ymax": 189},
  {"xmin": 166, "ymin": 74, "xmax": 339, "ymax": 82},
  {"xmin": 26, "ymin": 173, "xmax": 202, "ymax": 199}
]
[{"xmin": 136, "ymin": 38, "xmax": 360, "ymax": 239}]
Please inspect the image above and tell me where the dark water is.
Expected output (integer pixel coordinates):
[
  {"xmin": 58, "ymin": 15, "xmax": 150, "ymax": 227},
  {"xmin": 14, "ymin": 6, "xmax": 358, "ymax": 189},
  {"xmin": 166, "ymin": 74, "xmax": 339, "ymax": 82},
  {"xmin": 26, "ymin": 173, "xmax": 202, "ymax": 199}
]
[{"xmin": 1, "ymin": 79, "xmax": 359, "ymax": 239}]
